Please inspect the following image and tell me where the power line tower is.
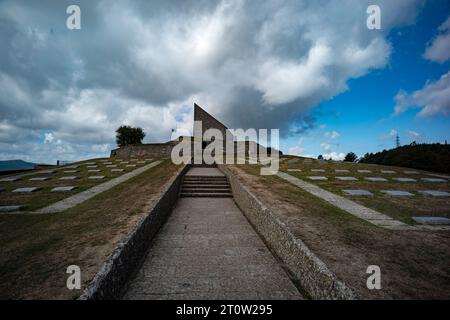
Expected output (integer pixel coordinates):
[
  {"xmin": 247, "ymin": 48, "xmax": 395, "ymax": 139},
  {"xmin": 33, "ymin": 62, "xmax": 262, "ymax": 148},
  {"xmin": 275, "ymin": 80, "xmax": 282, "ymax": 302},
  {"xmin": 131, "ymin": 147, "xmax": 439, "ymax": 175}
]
[{"xmin": 395, "ymin": 133, "xmax": 400, "ymax": 148}]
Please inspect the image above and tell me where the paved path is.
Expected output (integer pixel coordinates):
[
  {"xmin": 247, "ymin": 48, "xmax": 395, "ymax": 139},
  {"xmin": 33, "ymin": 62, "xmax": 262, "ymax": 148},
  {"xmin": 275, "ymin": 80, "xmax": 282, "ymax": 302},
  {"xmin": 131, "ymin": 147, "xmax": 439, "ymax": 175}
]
[
  {"xmin": 34, "ymin": 161, "xmax": 162, "ymax": 214},
  {"xmin": 124, "ymin": 184, "xmax": 302, "ymax": 299}
]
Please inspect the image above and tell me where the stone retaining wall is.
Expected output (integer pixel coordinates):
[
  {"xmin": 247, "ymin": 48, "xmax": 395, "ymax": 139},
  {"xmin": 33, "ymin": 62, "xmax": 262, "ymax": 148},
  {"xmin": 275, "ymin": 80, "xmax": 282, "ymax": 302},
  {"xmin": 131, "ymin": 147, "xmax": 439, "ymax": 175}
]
[
  {"xmin": 218, "ymin": 165, "xmax": 356, "ymax": 300},
  {"xmin": 78, "ymin": 164, "xmax": 189, "ymax": 300}
]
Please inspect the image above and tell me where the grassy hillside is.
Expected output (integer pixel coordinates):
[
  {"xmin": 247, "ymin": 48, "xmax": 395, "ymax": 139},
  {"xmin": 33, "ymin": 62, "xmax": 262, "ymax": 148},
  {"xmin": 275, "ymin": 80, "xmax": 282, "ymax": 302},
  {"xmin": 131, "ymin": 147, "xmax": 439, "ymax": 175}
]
[{"xmin": 359, "ymin": 143, "xmax": 450, "ymax": 174}]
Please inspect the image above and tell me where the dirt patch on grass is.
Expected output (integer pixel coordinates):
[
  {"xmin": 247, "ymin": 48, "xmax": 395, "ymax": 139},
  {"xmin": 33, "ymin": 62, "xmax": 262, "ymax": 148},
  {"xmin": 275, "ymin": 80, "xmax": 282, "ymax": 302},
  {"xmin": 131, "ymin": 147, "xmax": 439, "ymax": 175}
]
[
  {"xmin": 0, "ymin": 160, "xmax": 181, "ymax": 299},
  {"xmin": 231, "ymin": 164, "xmax": 450, "ymax": 299}
]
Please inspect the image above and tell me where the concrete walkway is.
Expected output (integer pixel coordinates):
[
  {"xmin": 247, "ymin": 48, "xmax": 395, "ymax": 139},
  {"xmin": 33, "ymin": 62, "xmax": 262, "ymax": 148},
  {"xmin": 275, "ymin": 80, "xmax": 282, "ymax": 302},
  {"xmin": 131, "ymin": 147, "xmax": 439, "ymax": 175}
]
[{"xmin": 124, "ymin": 193, "xmax": 302, "ymax": 299}]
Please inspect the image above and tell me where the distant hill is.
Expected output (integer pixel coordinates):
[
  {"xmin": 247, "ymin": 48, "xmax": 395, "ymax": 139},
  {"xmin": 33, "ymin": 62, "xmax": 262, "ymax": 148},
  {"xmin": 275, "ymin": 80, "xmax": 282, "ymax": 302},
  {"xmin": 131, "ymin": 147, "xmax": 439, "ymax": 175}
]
[
  {"xmin": 359, "ymin": 143, "xmax": 450, "ymax": 174},
  {"xmin": 0, "ymin": 160, "xmax": 37, "ymax": 172}
]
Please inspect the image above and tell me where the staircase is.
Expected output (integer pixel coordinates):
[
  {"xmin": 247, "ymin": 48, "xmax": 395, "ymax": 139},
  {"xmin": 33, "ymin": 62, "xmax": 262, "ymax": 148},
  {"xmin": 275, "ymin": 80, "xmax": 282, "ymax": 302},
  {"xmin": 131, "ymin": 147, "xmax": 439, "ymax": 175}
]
[{"xmin": 180, "ymin": 174, "xmax": 233, "ymax": 198}]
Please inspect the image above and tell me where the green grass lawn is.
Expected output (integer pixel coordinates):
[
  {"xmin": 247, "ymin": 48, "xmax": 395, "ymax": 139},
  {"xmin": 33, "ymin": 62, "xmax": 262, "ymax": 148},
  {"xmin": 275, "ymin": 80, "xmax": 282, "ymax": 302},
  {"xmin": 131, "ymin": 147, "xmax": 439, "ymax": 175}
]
[
  {"xmin": 278, "ymin": 156, "xmax": 450, "ymax": 224},
  {"xmin": 0, "ymin": 157, "xmax": 157, "ymax": 211},
  {"xmin": 0, "ymin": 159, "xmax": 181, "ymax": 299}
]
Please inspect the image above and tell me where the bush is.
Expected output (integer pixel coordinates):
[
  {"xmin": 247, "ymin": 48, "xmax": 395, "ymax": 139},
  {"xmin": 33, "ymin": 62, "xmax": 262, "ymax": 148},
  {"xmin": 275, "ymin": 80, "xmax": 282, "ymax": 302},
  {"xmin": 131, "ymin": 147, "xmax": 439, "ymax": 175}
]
[{"xmin": 115, "ymin": 126, "xmax": 146, "ymax": 147}]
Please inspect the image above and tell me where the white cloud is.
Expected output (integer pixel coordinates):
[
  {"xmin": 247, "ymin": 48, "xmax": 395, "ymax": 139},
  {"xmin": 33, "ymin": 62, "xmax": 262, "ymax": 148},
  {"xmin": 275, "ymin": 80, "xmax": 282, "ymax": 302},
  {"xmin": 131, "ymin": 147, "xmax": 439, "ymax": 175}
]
[
  {"xmin": 320, "ymin": 143, "xmax": 332, "ymax": 151},
  {"xmin": 394, "ymin": 71, "xmax": 450, "ymax": 117},
  {"xmin": 407, "ymin": 130, "xmax": 422, "ymax": 140},
  {"xmin": 44, "ymin": 132, "xmax": 54, "ymax": 144},
  {"xmin": 424, "ymin": 16, "xmax": 450, "ymax": 63},
  {"xmin": 324, "ymin": 131, "xmax": 340, "ymax": 139},
  {"xmin": 323, "ymin": 152, "xmax": 346, "ymax": 161},
  {"xmin": 378, "ymin": 129, "xmax": 398, "ymax": 141}
]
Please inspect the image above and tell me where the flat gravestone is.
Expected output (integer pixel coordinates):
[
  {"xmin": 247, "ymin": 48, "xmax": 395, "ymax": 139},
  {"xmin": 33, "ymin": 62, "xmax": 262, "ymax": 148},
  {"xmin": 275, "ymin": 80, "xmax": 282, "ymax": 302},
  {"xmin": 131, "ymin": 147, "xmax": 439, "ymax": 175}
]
[
  {"xmin": 0, "ymin": 177, "xmax": 21, "ymax": 182},
  {"xmin": 419, "ymin": 190, "xmax": 450, "ymax": 197},
  {"xmin": 358, "ymin": 170, "xmax": 371, "ymax": 173},
  {"xmin": 0, "ymin": 205, "xmax": 25, "ymax": 212},
  {"xmin": 64, "ymin": 170, "xmax": 79, "ymax": 173},
  {"xmin": 303, "ymin": 159, "xmax": 312, "ymax": 164},
  {"xmin": 287, "ymin": 159, "xmax": 299, "ymax": 164},
  {"xmin": 311, "ymin": 169, "xmax": 325, "ymax": 172},
  {"xmin": 120, "ymin": 162, "xmax": 130, "ymax": 164},
  {"xmin": 336, "ymin": 176, "xmax": 358, "ymax": 181},
  {"xmin": 126, "ymin": 164, "xmax": 137, "ymax": 167},
  {"xmin": 335, "ymin": 169, "xmax": 350, "ymax": 173},
  {"xmin": 287, "ymin": 169, "xmax": 302, "ymax": 172},
  {"xmin": 111, "ymin": 169, "xmax": 124, "ymax": 172},
  {"xmin": 381, "ymin": 170, "xmax": 396, "ymax": 174},
  {"xmin": 88, "ymin": 169, "xmax": 101, "ymax": 172},
  {"xmin": 393, "ymin": 177, "xmax": 417, "ymax": 182},
  {"xmin": 59, "ymin": 176, "xmax": 79, "ymax": 180},
  {"xmin": 66, "ymin": 165, "xmax": 78, "ymax": 169},
  {"xmin": 404, "ymin": 170, "xmax": 419, "ymax": 174},
  {"xmin": 365, "ymin": 177, "xmax": 388, "ymax": 182},
  {"xmin": 145, "ymin": 158, "xmax": 153, "ymax": 161},
  {"xmin": 51, "ymin": 186, "xmax": 77, "ymax": 192},
  {"xmin": 106, "ymin": 165, "xmax": 117, "ymax": 168},
  {"xmin": 137, "ymin": 161, "xmax": 146, "ymax": 164},
  {"xmin": 413, "ymin": 217, "xmax": 450, "ymax": 225},
  {"xmin": 104, "ymin": 162, "xmax": 113, "ymax": 165},
  {"xmin": 29, "ymin": 177, "xmax": 50, "ymax": 181},
  {"xmin": 307, "ymin": 176, "xmax": 328, "ymax": 181},
  {"xmin": 40, "ymin": 170, "xmax": 56, "ymax": 174},
  {"xmin": 343, "ymin": 189, "xmax": 373, "ymax": 196},
  {"xmin": 88, "ymin": 176, "xmax": 105, "ymax": 180},
  {"xmin": 12, "ymin": 187, "xmax": 40, "ymax": 193},
  {"xmin": 382, "ymin": 190, "xmax": 414, "ymax": 196},
  {"xmin": 87, "ymin": 165, "xmax": 98, "ymax": 168},
  {"xmin": 85, "ymin": 162, "xmax": 96, "ymax": 165},
  {"xmin": 421, "ymin": 178, "xmax": 447, "ymax": 183}
]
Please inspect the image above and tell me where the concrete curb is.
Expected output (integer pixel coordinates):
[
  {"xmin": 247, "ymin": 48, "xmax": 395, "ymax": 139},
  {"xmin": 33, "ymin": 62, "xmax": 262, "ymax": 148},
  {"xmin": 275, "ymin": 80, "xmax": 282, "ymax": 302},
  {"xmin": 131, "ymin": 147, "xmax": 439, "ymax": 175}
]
[
  {"xmin": 218, "ymin": 165, "xmax": 357, "ymax": 300},
  {"xmin": 78, "ymin": 164, "xmax": 190, "ymax": 300}
]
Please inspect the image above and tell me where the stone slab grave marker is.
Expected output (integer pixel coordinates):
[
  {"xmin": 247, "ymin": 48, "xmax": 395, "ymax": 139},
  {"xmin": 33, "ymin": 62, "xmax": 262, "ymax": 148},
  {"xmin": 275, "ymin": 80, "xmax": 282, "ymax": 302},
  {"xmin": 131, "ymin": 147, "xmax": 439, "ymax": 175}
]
[
  {"xmin": 307, "ymin": 176, "xmax": 328, "ymax": 181},
  {"xmin": 381, "ymin": 170, "xmax": 396, "ymax": 174},
  {"xmin": 343, "ymin": 189, "xmax": 373, "ymax": 196},
  {"xmin": 59, "ymin": 176, "xmax": 79, "ymax": 180},
  {"xmin": 64, "ymin": 170, "xmax": 79, "ymax": 173},
  {"xmin": 137, "ymin": 161, "xmax": 146, "ymax": 164},
  {"xmin": 66, "ymin": 165, "xmax": 78, "ymax": 169},
  {"xmin": 421, "ymin": 178, "xmax": 447, "ymax": 183},
  {"xmin": 382, "ymin": 190, "xmax": 414, "ymax": 197},
  {"xmin": 311, "ymin": 169, "xmax": 325, "ymax": 172},
  {"xmin": 40, "ymin": 170, "xmax": 56, "ymax": 174},
  {"xmin": 287, "ymin": 158, "xmax": 299, "ymax": 164},
  {"xmin": 393, "ymin": 177, "xmax": 417, "ymax": 182},
  {"xmin": 120, "ymin": 162, "xmax": 130, "ymax": 164},
  {"xmin": 87, "ymin": 165, "xmax": 98, "ymax": 168},
  {"xmin": 0, "ymin": 177, "xmax": 21, "ymax": 182},
  {"xmin": 111, "ymin": 169, "xmax": 124, "ymax": 172},
  {"xmin": 85, "ymin": 162, "xmax": 96, "ymax": 165},
  {"xmin": 336, "ymin": 176, "xmax": 358, "ymax": 181},
  {"xmin": 405, "ymin": 170, "xmax": 419, "ymax": 174},
  {"xmin": 145, "ymin": 158, "xmax": 153, "ymax": 161},
  {"xmin": 51, "ymin": 186, "xmax": 77, "ymax": 192},
  {"xmin": 365, "ymin": 177, "xmax": 388, "ymax": 182},
  {"xmin": 413, "ymin": 217, "xmax": 450, "ymax": 225},
  {"xmin": 335, "ymin": 169, "xmax": 350, "ymax": 173},
  {"xmin": 287, "ymin": 169, "xmax": 302, "ymax": 172},
  {"xmin": 0, "ymin": 205, "xmax": 25, "ymax": 212},
  {"xmin": 106, "ymin": 165, "xmax": 117, "ymax": 168},
  {"xmin": 88, "ymin": 176, "xmax": 105, "ymax": 180},
  {"xmin": 29, "ymin": 177, "xmax": 50, "ymax": 181},
  {"xmin": 12, "ymin": 187, "xmax": 40, "ymax": 193},
  {"xmin": 358, "ymin": 170, "xmax": 371, "ymax": 173},
  {"xmin": 303, "ymin": 159, "xmax": 312, "ymax": 164},
  {"xmin": 126, "ymin": 164, "xmax": 137, "ymax": 167},
  {"xmin": 419, "ymin": 190, "xmax": 450, "ymax": 197},
  {"xmin": 88, "ymin": 169, "xmax": 101, "ymax": 172},
  {"xmin": 103, "ymin": 162, "xmax": 112, "ymax": 165}
]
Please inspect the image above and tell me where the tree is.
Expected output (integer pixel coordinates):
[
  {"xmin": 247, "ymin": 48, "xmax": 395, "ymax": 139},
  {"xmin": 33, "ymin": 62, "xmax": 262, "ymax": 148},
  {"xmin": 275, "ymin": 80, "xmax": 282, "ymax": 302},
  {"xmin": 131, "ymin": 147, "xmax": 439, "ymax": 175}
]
[
  {"xmin": 115, "ymin": 125, "xmax": 145, "ymax": 147},
  {"xmin": 344, "ymin": 152, "xmax": 358, "ymax": 162},
  {"xmin": 317, "ymin": 154, "xmax": 324, "ymax": 160}
]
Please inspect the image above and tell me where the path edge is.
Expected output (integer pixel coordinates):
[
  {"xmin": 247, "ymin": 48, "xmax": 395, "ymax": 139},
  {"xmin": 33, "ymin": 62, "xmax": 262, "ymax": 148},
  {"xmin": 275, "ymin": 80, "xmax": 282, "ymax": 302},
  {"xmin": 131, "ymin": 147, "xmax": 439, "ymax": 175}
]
[
  {"xmin": 78, "ymin": 163, "xmax": 190, "ymax": 300},
  {"xmin": 218, "ymin": 165, "xmax": 357, "ymax": 300}
]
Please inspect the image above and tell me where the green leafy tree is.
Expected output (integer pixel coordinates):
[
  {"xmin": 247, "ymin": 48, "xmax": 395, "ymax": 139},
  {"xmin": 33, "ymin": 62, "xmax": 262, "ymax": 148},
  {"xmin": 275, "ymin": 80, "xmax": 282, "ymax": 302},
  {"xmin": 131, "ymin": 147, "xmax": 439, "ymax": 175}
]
[
  {"xmin": 116, "ymin": 125, "xmax": 146, "ymax": 147},
  {"xmin": 317, "ymin": 154, "xmax": 324, "ymax": 160},
  {"xmin": 344, "ymin": 152, "xmax": 358, "ymax": 162}
]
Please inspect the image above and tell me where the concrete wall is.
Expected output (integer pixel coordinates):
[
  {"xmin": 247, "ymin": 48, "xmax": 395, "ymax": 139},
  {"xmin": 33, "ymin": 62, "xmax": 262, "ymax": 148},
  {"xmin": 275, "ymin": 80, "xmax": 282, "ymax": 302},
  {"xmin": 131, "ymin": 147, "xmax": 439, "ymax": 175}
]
[
  {"xmin": 79, "ymin": 164, "xmax": 190, "ymax": 300},
  {"xmin": 219, "ymin": 164, "xmax": 356, "ymax": 300}
]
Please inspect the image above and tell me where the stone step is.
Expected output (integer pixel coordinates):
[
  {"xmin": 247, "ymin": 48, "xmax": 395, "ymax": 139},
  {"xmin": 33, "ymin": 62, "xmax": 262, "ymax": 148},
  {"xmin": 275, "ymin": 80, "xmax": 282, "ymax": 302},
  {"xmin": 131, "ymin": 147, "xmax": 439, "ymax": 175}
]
[
  {"xmin": 180, "ymin": 192, "xmax": 233, "ymax": 198},
  {"xmin": 182, "ymin": 188, "xmax": 231, "ymax": 193},
  {"xmin": 184, "ymin": 177, "xmax": 227, "ymax": 181},
  {"xmin": 183, "ymin": 181, "xmax": 229, "ymax": 186},
  {"xmin": 182, "ymin": 185, "xmax": 231, "ymax": 190}
]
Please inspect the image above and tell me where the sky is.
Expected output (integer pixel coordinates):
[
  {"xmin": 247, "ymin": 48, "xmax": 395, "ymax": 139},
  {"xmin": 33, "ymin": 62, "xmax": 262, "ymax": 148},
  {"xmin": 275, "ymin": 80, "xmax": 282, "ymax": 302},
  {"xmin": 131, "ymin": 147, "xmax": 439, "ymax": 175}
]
[{"xmin": 0, "ymin": 0, "xmax": 449, "ymax": 164}]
